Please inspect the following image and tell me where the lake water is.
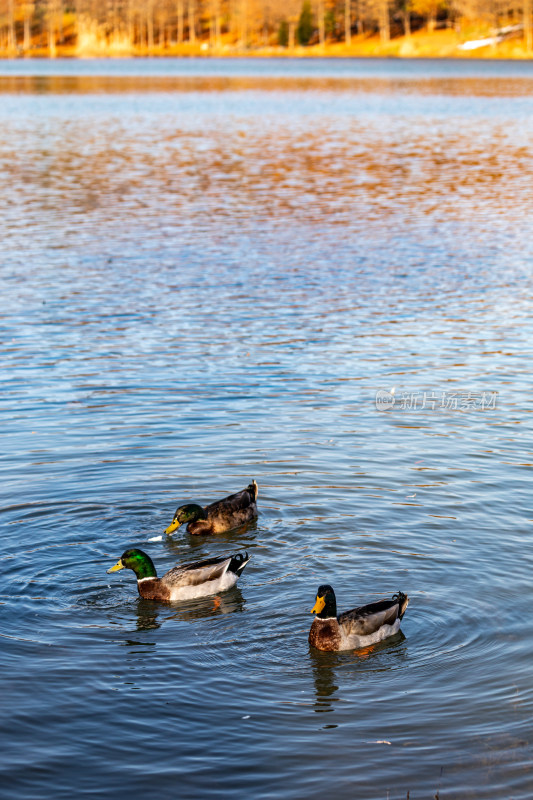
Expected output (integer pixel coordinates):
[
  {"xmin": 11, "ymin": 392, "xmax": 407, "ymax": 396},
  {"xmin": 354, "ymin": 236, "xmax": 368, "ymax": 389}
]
[{"xmin": 1, "ymin": 57, "xmax": 533, "ymax": 799}]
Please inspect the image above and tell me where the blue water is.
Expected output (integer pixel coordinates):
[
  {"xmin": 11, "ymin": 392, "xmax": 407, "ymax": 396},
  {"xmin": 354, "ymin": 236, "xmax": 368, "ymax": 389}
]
[
  {"xmin": 2, "ymin": 54, "xmax": 533, "ymax": 77},
  {"xmin": 1, "ymin": 58, "xmax": 533, "ymax": 799}
]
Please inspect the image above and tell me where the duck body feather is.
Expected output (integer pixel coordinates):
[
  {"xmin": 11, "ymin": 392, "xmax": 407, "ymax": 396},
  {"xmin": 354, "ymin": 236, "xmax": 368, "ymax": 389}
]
[
  {"xmin": 165, "ymin": 482, "xmax": 258, "ymax": 536},
  {"xmin": 108, "ymin": 549, "xmax": 249, "ymax": 603},
  {"xmin": 183, "ymin": 481, "xmax": 258, "ymax": 535},
  {"xmin": 309, "ymin": 588, "xmax": 408, "ymax": 652},
  {"xmin": 151, "ymin": 553, "xmax": 249, "ymax": 602}
]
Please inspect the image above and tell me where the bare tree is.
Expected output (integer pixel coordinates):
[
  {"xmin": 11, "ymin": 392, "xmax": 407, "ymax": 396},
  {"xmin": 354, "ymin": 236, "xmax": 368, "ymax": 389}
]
[
  {"xmin": 345, "ymin": 0, "xmax": 351, "ymax": 41},
  {"xmin": 316, "ymin": 0, "xmax": 325, "ymax": 43},
  {"xmin": 7, "ymin": 0, "xmax": 15, "ymax": 51},
  {"xmin": 188, "ymin": 0, "xmax": 196, "ymax": 40},
  {"xmin": 47, "ymin": 0, "xmax": 57, "ymax": 55},
  {"xmin": 23, "ymin": 1, "xmax": 35, "ymax": 49},
  {"xmin": 378, "ymin": 0, "xmax": 389, "ymax": 40},
  {"xmin": 147, "ymin": 0, "xmax": 154, "ymax": 47},
  {"xmin": 525, "ymin": 0, "xmax": 532, "ymax": 50},
  {"xmin": 2, "ymin": 0, "xmax": 531, "ymax": 55}
]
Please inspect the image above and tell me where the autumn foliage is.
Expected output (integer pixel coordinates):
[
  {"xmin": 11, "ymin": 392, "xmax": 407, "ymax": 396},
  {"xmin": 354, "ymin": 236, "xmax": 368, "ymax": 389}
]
[{"xmin": 0, "ymin": 0, "xmax": 531, "ymax": 54}]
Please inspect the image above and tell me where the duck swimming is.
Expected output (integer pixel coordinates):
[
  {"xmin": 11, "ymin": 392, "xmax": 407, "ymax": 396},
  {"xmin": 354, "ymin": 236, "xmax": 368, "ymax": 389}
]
[
  {"xmin": 107, "ymin": 548, "xmax": 250, "ymax": 602},
  {"xmin": 164, "ymin": 480, "xmax": 258, "ymax": 536},
  {"xmin": 309, "ymin": 584, "xmax": 408, "ymax": 652}
]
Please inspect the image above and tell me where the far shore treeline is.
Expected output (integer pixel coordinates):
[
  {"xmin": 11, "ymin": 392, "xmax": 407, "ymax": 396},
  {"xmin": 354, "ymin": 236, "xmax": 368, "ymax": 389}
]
[{"xmin": 0, "ymin": 0, "xmax": 532, "ymax": 57}]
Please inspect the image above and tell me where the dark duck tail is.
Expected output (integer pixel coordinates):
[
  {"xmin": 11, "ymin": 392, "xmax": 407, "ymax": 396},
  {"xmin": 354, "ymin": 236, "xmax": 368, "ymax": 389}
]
[
  {"xmin": 229, "ymin": 552, "xmax": 250, "ymax": 576},
  {"xmin": 393, "ymin": 591, "xmax": 409, "ymax": 619}
]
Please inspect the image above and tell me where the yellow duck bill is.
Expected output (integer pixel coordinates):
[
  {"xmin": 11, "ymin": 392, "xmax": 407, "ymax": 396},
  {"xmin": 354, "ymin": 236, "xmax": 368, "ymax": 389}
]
[
  {"xmin": 107, "ymin": 559, "xmax": 124, "ymax": 573},
  {"xmin": 164, "ymin": 520, "xmax": 181, "ymax": 535},
  {"xmin": 310, "ymin": 595, "xmax": 326, "ymax": 614}
]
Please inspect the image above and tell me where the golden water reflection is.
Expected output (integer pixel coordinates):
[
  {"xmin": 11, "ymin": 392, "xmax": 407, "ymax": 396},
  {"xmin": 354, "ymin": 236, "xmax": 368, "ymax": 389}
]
[
  {"xmin": 2, "ymin": 74, "xmax": 533, "ymax": 96},
  {"xmin": 2, "ymin": 82, "xmax": 532, "ymax": 235}
]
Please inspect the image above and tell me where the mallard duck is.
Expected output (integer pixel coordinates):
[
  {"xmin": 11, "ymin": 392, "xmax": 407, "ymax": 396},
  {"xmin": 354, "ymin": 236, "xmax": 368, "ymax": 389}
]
[
  {"xmin": 309, "ymin": 584, "xmax": 409, "ymax": 652},
  {"xmin": 107, "ymin": 548, "xmax": 250, "ymax": 602},
  {"xmin": 164, "ymin": 480, "xmax": 258, "ymax": 536}
]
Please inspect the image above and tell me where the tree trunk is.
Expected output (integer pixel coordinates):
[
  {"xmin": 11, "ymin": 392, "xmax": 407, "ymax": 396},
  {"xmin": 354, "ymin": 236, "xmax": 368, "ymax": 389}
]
[
  {"xmin": 58, "ymin": 0, "xmax": 64, "ymax": 44},
  {"xmin": 228, "ymin": 0, "xmax": 236, "ymax": 40},
  {"xmin": 288, "ymin": 19, "xmax": 295, "ymax": 47},
  {"xmin": 177, "ymin": 0, "xmax": 184, "ymax": 43},
  {"xmin": 403, "ymin": 5, "xmax": 411, "ymax": 36},
  {"xmin": 240, "ymin": 0, "xmax": 247, "ymax": 47},
  {"xmin": 355, "ymin": 0, "xmax": 364, "ymax": 35},
  {"xmin": 345, "ymin": 0, "xmax": 351, "ymax": 43},
  {"xmin": 525, "ymin": 0, "xmax": 532, "ymax": 51},
  {"xmin": 188, "ymin": 0, "xmax": 196, "ymax": 43},
  {"xmin": 379, "ymin": 0, "xmax": 389, "ymax": 42},
  {"xmin": 147, "ymin": 3, "xmax": 154, "ymax": 49},
  {"xmin": 75, "ymin": 0, "xmax": 81, "ymax": 45},
  {"xmin": 209, "ymin": 0, "xmax": 215, "ymax": 45},
  {"xmin": 127, "ymin": 0, "xmax": 134, "ymax": 47},
  {"xmin": 48, "ymin": 0, "xmax": 57, "ymax": 56},
  {"xmin": 215, "ymin": 0, "xmax": 221, "ymax": 47},
  {"xmin": 318, "ymin": 0, "xmax": 325, "ymax": 45},
  {"xmin": 8, "ymin": 0, "xmax": 16, "ymax": 51},
  {"xmin": 24, "ymin": 10, "xmax": 31, "ymax": 50}
]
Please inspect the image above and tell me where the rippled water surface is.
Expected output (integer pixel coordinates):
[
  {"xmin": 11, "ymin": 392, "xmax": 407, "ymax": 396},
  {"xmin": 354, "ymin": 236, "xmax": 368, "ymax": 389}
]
[{"xmin": 1, "ymin": 58, "xmax": 533, "ymax": 799}]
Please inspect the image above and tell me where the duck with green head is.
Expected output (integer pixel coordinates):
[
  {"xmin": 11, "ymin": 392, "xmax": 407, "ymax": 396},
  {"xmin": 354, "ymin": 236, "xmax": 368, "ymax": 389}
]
[
  {"xmin": 107, "ymin": 548, "xmax": 250, "ymax": 602},
  {"xmin": 164, "ymin": 480, "xmax": 258, "ymax": 536},
  {"xmin": 309, "ymin": 584, "xmax": 409, "ymax": 652}
]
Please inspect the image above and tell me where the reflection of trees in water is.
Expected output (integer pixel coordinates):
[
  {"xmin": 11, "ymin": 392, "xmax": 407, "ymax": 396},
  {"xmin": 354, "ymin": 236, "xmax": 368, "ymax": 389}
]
[{"xmin": 3, "ymin": 104, "xmax": 531, "ymax": 233}]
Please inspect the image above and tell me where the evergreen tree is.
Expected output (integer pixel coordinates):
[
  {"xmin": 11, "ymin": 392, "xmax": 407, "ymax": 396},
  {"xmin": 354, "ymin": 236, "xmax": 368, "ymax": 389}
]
[{"xmin": 297, "ymin": 0, "xmax": 314, "ymax": 44}]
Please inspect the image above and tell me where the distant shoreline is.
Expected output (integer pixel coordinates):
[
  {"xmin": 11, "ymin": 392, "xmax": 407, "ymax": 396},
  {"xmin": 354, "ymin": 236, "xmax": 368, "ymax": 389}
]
[{"xmin": 1, "ymin": 29, "xmax": 533, "ymax": 61}]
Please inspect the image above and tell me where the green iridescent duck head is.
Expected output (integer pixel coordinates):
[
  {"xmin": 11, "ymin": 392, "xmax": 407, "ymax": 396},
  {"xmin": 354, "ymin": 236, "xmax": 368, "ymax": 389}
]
[
  {"xmin": 107, "ymin": 548, "xmax": 157, "ymax": 580},
  {"xmin": 164, "ymin": 504, "xmax": 208, "ymax": 535}
]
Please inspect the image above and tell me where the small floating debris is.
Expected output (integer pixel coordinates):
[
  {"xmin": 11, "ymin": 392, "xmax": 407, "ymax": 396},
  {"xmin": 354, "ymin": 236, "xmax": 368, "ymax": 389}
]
[{"xmin": 148, "ymin": 535, "xmax": 163, "ymax": 542}]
